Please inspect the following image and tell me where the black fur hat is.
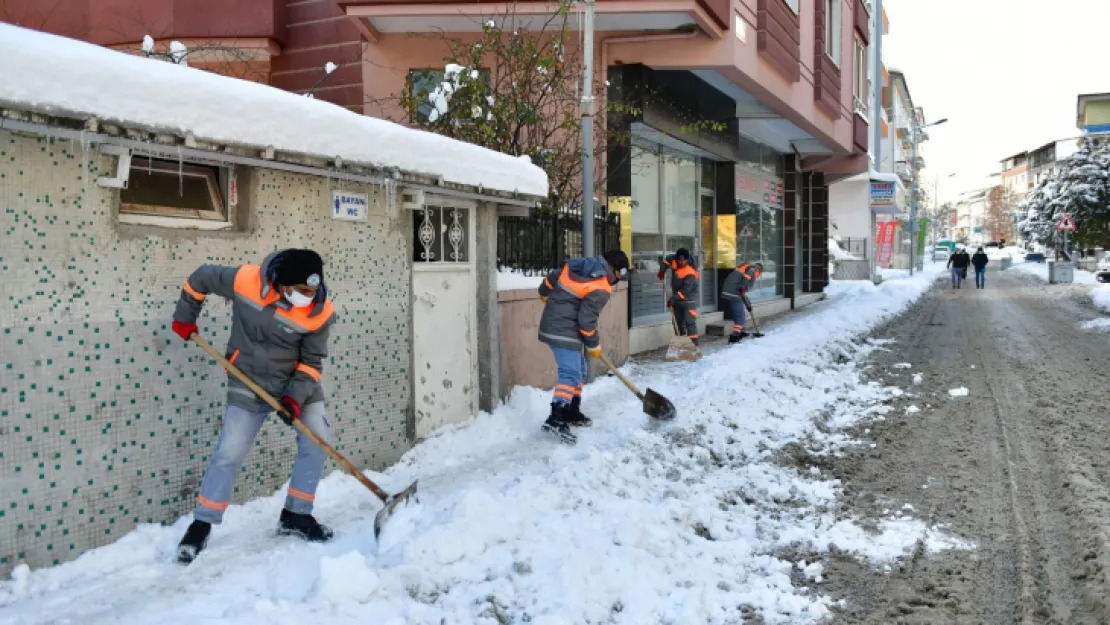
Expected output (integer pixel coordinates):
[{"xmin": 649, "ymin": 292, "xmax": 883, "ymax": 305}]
[{"xmin": 272, "ymin": 249, "xmax": 324, "ymax": 287}]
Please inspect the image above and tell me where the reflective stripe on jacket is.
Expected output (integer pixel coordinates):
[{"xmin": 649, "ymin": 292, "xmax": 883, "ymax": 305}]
[
  {"xmin": 537, "ymin": 257, "xmax": 614, "ymax": 349},
  {"xmin": 173, "ymin": 251, "xmax": 336, "ymax": 409},
  {"xmin": 721, "ymin": 263, "xmax": 758, "ymax": 301}
]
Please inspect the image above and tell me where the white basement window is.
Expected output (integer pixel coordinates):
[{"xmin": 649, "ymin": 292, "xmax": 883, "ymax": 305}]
[{"xmin": 119, "ymin": 157, "xmax": 233, "ymax": 229}]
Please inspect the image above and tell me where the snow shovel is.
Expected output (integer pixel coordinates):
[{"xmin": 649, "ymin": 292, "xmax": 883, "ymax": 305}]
[
  {"xmin": 662, "ymin": 283, "xmax": 701, "ymax": 362},
  {"xmin": 189, "ymin": 333, "xmax": 418, "ymax": 539},
  {"xmin": 596, "ymin": 352, "xmax": 677, "ymax": 420},
  {"xmin": 741, "ymin": 293, "xmax": 765, "ymax": 338}
]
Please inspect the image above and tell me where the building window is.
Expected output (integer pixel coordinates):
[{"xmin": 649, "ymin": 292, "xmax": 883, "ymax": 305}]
[
  {"xmin": 824, "ymin": 0, "xmax": 841, "ymax": 66},
  {"xmin": 413, "ymin": 205, "xmax": 470, "ymax": 263},
  {"xmin": 119, "ymin": 157, "xmax": 229, "ymax": 224},
  {"xmin": 853, "ymin": 36, "xmax": 869, "ymax": 116},
  {"xmin": 407, "ymin": 68, "xmax": 491, "ymax": 124},
  {"xmin": 782, "ymin": 0, "xmax": 800, "ymax": 13}
]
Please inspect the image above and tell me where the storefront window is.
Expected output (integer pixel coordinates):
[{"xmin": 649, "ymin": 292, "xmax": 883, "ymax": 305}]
[
  {"xmin": 734, "ymin": 166, "xmax": 784, "ymax": 301},
  {"xmin": 630, "ymin": 146, "xmax": 667, "ymax": 324},
  {"xmin": 629, "ymin": 144, "xmax": 710, "ymax": 325}
]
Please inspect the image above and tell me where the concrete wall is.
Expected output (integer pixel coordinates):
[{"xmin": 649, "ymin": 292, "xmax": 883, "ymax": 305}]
[
  {"xmin": 0, "ymin": 129, "xmax": 414, "ymax": 574},
  {"xmin": 497, "ymin": 283, "xmax": 628, "ymax": 398}
]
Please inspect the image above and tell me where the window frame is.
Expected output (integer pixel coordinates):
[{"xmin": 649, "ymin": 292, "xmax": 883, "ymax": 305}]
[
  {"xmin": 824, "ymin": 0, "xmax": 842, "ymax": 67},
  {"xmin": 853, "ymin": 35, "xmax": 869, "ymax": 116},
  {"xmin": 118, "ymin": 156, "xmax": 233, "ymax": 229}
]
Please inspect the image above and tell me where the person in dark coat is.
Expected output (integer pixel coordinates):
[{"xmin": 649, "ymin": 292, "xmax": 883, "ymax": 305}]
[
  {"xmin": 947, "ymin": 247, "xmax": 971, "ymax": 289},
  {"xmin": 720, "ymin": 261, "xmax": 764, "ymax": 344},
  {"xmin": 971, "ymin": 247, "xmax": 989, "ymax": 289},
  {"xmin": 536, "ymin": 250, "xmax": 630, "ymax": 443},
  {"xmin": 657, "ymin": 248, "xmax": 700, "ymax": 346}
]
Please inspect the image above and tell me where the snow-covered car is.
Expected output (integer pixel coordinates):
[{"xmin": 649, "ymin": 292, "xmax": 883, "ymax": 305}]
[
  {"xmin": 932, "ymin": 248, "xmax": 950, "ymax": 262},
  {"xmin": 1097, "ymin": 256, "xmax": 1110, "ymax": 283}
]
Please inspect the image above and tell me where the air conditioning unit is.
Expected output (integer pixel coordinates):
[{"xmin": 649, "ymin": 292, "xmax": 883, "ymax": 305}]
[{"xmin": 401, "ymin": 189, "xmax": 425, "ymax": 210}]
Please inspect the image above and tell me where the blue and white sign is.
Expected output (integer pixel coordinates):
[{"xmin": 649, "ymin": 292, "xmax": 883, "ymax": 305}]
[
  {"xmin": 869, "ymin": 181, "xmax": 896, "ymax": 209},
  {"xmin": 331, "ymin": 191, "xmax": 368, "ymax": 222}
]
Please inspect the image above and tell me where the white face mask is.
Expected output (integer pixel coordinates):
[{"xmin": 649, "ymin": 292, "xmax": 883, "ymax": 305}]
[{"xmin": 284, "ymin": 288, "xmax": 314, "ymax": 308}]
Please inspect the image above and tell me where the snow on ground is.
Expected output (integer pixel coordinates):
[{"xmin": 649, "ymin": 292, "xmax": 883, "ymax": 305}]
[
  {"xmin": 0, "ymin": 23, "xmax": 548, "ymax": 197},
  {"xmin": 498, "ymin": 270, "xmax": 547, "ymax": 291},
  {"xmin": 1092, "ymin": 285, "xmax": 1110, "ymax": 313},
  {"xmin": 1009, "ymin": 260, "xmax": 1099, "ymax": 284},
  {"xmin": 1081, "ymin": 318, "xmax": 1110, "ymax": 333},
  {"xmin": 0, "ymin": 264, "xmax": 956, "ymax": 625},
  {"xmin": 948, "ymin": 387, "xmax": 970, "ymax": 397}
]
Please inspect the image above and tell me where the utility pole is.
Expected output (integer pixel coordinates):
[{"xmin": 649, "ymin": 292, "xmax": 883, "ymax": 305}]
[
  {"xmin": 868, "ymin": 0, "xmax": 884, "ymax": 280},
  {"xmin": 580, "ymin": 0, "xmax": 596, "ymax": 257},
  {"xmin": 909, "ymin": 122, "xmax": 918, "ymax": 275}
]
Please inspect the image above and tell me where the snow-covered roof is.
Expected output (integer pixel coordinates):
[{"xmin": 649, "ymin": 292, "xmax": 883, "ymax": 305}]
[
  {"xmin": 869, "ymin": 171, "xmax": 902, "ymax": 185},
  {"xmin": 0, "ymin": 23, "xmax": 549, "ymax": 199}
]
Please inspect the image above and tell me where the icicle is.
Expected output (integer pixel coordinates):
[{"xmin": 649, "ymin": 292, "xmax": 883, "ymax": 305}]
[
  {"xmin": 80, "ymin": 130, "xmax": 89, "ymax": 210},
  {"xmin": 386, "ymin": 177, "xmax": 397, "ymax": 219},
  {"xmin": 178, "ymin": 146, "xmax": 184, "ymax": 198},
  {"xmin": 79, "ymin": 130, "xmax": 88, "ymax": 194}
]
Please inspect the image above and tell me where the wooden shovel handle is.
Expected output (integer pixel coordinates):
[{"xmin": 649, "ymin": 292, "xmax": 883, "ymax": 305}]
[
  {"xmin": 596, "ymin": 352, "xmax": 644, "ymax": 400},
  {"xmin": 189, "ymin": 333, "xmax": 390, "ymax": 503}
]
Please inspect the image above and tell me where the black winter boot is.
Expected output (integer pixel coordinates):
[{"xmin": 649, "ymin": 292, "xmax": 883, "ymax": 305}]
[
  {"xmin": 565, "ymin": 396, "xmax": 593, "ymax": 427},
  {"xmin": 728, "ymin": 334, "xmax": 743, "ymax": 345},
  {"xmin": 278, "ymin": 509, "xmax": 334, "ymax": 542},
  {"xmin": 542, "ymin": 403, "xmax": 576, "ymax": 444},
  {"xmin": 176, "ymin": 520, "xmax": 211, "ymax": 564}
]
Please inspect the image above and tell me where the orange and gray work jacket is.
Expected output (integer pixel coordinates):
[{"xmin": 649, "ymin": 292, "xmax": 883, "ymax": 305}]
[
  {"xmin": 537, "ymin": 257, "xmax": 614, "ymax": 350},
  {"xmin": 665, "ymin": 256, "xmax": 699, "ymax": 306},
  {"xmin": 721, "ymin": 263, "xmax": 760, "ymax": 301},
  {"xmin": 173, "ymin": 251, "xmax": 336, "ymax": 410}
]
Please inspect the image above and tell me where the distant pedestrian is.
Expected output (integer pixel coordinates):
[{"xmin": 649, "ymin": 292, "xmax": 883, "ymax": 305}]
[
  {"xmin": 948, "ymin": 247, "xmax": 971, "ymax": 289},
  {"xmin": 971, "ymin": 247, "xmax": 989, "ymax": 289},
  {"xmin": 657, "ymin": 248, "xmax": 700, "ymax": 346}
]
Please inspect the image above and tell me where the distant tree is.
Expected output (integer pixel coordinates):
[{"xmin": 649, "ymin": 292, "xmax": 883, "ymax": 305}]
[{"xmin": 984, "ymin": 185, "xmax": 1019, "ymax": 244}]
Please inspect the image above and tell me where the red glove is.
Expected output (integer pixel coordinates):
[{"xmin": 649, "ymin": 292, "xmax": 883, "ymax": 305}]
[
  {"xmin": 667, "ymin": 300, "xmax": 674, "ymax": 308},
  {"xmin": 656, "ymin": 271, "xmax": 666, "ymax": 280},
  {"xmin": 172, "ymin": 320, "xmax": 198, "ymax": 342},
  {"xmin": 278, "ymin": 396, "xmax": 301, "ymax": 426}
]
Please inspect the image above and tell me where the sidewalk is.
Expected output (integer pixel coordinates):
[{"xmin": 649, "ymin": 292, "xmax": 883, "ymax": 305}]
[{"xmin": 1, "ymin": 265, "xmax": 956, "ymax": 625}]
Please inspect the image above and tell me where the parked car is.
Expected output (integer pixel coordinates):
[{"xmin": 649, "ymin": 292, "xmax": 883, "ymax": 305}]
[
  {"xmin": 1025, "ymin": 252, "xmax": 1046, "ymax": 263},
  {"xmin": 933, "ymin": 248, "xmax": 950, "ymax": 262},
  {"xmin": 1097, "ymin": 256, "xmax": 1110, "ymax": 283}
]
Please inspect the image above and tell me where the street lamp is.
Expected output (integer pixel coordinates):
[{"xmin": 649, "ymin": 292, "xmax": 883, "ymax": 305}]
[{"xmin": 909, "ymin": 117, "xmax": 948, "ymax": 275}]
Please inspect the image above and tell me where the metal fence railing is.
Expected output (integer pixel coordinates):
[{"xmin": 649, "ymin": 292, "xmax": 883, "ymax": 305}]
[
  {"xmin": 835, "ymin": 237, "xmax": 869, "ymax": 259},
  {"xmin": 497, "ymin": 209, "xmax": 623, "ymax": 275}
]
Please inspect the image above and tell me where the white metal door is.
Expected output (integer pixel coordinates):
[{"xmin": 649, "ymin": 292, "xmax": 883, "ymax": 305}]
[{"xmin": 411, "ymin": 203, "xmax": 477, "ymax": 439}]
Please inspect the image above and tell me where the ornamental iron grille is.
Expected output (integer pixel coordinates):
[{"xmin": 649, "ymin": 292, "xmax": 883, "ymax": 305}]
[{"xmin": 413, "ymin": 205, "xmax": 469, "ymax": 263}]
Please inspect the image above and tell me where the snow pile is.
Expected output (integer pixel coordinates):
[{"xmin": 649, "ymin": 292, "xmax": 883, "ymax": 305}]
[
  {"xmin": 828, "ymin": 238, "xmax": 860, "ymax": 260},
  {"xmin": 498, "ymin": 269, "xmax": 547, "ymax": 291},
  {"xmin": 948, "ymin": 387, "xmax": 969, "ymax": 397},
  {"xmin": 0, "ymin": 23, "xmax": 548, "ymax": 198},
  {"xmin": 1091, "ymin": 285, "xmax": 1110, "ymax": 313},
  {"xmin": 1081, "ymin": 318, "xmax": 1110, "ymax": 333},
  {"xmin": 1010, "ymin": 261, "xmax": 1099, "ymax": 284},
  {"xmin": 0, "ymin": 265, "xmax": 955, "ymax": 625},
  {"xmin": 912, "ymin": 373, "xmax": 924, "ymax": 385}
]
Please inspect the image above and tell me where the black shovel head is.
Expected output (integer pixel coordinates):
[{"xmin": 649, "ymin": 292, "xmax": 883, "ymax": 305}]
[
  {"xmin": 643, "ymin": 388, "xmax": 677, "ymax": 420},
  {"xmin": 373, "ymin": 480, "xmax": 419, "ymax": 539}
]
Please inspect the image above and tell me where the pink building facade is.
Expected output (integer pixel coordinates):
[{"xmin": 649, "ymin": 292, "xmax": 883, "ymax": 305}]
[{"xmin": 4, "ymin": 0, "xmax": 872, "ymax": 350}]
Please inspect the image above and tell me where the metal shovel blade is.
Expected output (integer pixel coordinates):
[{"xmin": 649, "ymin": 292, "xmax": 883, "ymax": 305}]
[
  {"xmin": 373, "ymin": 480, "xmax": 419, "ymax": 539},
  {"xmin": 643, "ymin": 388, "xmax": 677, "ymax": 421}
]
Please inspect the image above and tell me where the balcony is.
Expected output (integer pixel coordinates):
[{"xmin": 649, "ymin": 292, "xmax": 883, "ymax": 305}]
[{"xmin": 339, "ymin": 0, "xmax": 729, "ymax": 39}]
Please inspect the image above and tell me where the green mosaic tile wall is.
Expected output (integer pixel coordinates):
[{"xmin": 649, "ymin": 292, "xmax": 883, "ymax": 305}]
[{"xmin": 0, "ymin": 131, "xmax": 413, "ymax": 574}]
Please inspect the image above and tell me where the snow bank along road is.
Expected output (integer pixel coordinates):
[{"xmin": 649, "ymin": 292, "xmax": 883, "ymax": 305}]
[
  {"xmin": 1, "ymin": 267, "xmax": 967, "ymax": 625},
  {"xmin": 824, "ymin": 266, "xmax": 1110, "ymax": 624}
]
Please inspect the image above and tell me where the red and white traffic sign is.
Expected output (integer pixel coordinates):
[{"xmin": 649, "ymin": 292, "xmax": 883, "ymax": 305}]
[{"xmin": 1056, "ymin": 214, "xmax": 1077, "ymax": 231}]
